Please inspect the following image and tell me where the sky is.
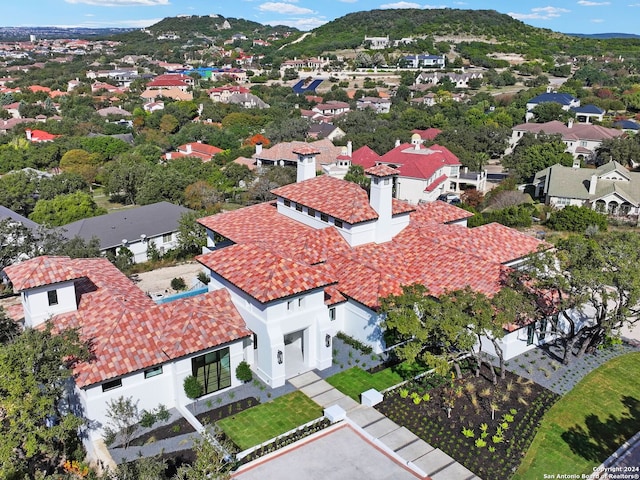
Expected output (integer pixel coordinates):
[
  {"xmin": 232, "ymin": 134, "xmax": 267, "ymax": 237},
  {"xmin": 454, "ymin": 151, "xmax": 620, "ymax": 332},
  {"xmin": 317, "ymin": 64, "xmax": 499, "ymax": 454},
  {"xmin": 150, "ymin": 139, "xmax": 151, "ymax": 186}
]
[{"xmin": 3, "ymin": 0, "xmax": 639, "ymax": 35}]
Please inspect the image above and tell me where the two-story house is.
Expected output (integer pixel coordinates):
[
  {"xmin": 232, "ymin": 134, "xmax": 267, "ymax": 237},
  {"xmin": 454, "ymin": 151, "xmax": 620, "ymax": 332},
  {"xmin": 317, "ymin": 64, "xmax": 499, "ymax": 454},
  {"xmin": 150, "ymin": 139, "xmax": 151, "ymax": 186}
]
[
  {"xmin": 533, "ymin": 160, "xmax": 640, "ymax": 216},
  {"xmin": 509, "ymin": 119, "xmax": 624, "ymax": 162},
  {"xmin": 3, "ymin": 256, "xmax": 252, "ymax": 450},
  {"xmin": 196, "ymin": 149, "xmax": 546, "ymax": 388}
]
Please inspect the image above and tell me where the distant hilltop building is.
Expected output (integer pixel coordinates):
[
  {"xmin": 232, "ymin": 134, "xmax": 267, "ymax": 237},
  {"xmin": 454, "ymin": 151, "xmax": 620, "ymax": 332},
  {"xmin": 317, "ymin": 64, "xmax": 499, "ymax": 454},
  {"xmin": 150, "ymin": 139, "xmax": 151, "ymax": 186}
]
[{"xmin": 364, "ymin": 36, "xmax": 390, "ymax": 50}]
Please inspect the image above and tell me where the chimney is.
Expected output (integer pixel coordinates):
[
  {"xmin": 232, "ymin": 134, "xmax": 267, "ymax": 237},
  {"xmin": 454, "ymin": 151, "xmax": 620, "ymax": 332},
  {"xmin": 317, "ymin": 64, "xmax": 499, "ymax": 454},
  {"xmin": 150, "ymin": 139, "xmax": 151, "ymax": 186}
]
[
  {"xmin": 395, "ymin": 139, "xmax": 401, "ymax": 148},
  {"xmin": 25, "ymin": 129, "xmax": 32, "ymax": 141},
  {"xmin": 568, "ymin": 118, "xmax": 574, "ymax": 129},
  {"xmin": 347, "ymin": 140, "xmax": 352, "ymax": 156},
  {"xmin": 589, "ymin": 174, "xmax": 598, "ymax": 195},
  {"xmin": 293, "ymin": 145, "xmax": 319, "ymax": 183},
  {"xmin": 255, "ymin": 142, "xmax": 263, "ymax": 155},
  {"xmin": 186, "ymin": 144, "xmax": 192, "ymax": 154},
  {"xmin": 572, "ymin": 157, "xmax": 580, "ymax": 169},
  {"xmin": 367, "ymin": 166, "xmax": 397, "ymax": 243},
  {"xmin": 546, "ymin": 85, "xmax": 553, "ymax": 93}
]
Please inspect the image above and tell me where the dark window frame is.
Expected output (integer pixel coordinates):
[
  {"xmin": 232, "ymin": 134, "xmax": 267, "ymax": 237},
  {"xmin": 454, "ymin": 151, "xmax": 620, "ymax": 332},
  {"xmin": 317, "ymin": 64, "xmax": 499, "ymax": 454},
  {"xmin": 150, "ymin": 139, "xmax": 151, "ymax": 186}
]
[
  {"xmin": 102, "ymin": 378, "xmax": 122, "ymax": 392},
  {"xmin": 47, "ymin": 289, "xmax": 58, "ymax": 306},
  {"xmin": 144, "ymin": 366, "xmax": 163, "ymax": 379}
]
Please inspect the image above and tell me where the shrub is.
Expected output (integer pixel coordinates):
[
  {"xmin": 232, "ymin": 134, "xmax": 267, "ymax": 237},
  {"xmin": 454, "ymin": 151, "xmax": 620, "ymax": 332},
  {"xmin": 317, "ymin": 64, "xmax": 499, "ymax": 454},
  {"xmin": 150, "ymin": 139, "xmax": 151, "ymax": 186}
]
[
  {"xmin": 236, "ymin": 361, "xmax": 253, "ymax": 383},
  {"xmin": 140, "ymin": 410, "xmax": 157, "ymax": 428},
  {"xmin": 171, "ymin": 277, "xmax": 187, "ymax": 291},
  {"xmin": 183, "ymin": 375, "xmax": 203, "ymax": 400},
  {"xmin": 545, "ymin": 205, "xmax": 607, "ymax": 232},
  {"xmin": 197, "ymin": 271, "xmax": 210, "ymax": 285}
]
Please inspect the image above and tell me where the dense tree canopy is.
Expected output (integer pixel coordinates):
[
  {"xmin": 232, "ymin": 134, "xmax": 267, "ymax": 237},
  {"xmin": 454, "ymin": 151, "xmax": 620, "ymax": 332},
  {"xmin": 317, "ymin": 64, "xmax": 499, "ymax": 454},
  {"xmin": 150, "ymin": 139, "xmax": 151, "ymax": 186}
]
[{"xmin": 0, "ymin": 323, "xmax": 90, "ymax": 479}]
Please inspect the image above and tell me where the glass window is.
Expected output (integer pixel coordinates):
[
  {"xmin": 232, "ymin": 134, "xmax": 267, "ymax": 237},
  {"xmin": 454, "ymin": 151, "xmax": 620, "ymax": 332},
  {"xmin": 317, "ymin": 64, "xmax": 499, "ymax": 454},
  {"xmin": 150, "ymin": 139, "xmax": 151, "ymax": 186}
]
[
  {"xmin": 47, "ymin": 290, "xmax": 58, "ymax": 306},
  {"xmin": 284, "ymin": 199, "xmax": 291, "ymax": 207},
  {"xmin": 163, "ymin": 233, "xmax": 172, "ymax": 243},
  {"xmin": 191, "ymin": 348, "xmax": 231, "ymax": 396},
  {"xmin": 538, "ymin": 319, "xmax": 547, "ymax": 341},
  {"xmin": 307, "ymin": 208, "xmax": 315, "ymax": 217},
  {"xmin": 334, "ymin": 219, "xmax": 343, "ymax": 228},
  {"xmin": 526, "ymin": 324, "xmax": 535, "ymax": 346},
  {"xmin": 320, "ymin": 213, "xmax": 328, "ymax": 222},
  {"xmin": 102, "ymin": 378, "xmax": 122, "ymax": 392},
  {"xmin": 329, "ymin": 307, "xmax": 336, "ymax": 321},
  {"xmin": 144, "ymin": 366, "xmax": 163, "ymax": 379},
  {"xmin": 295, "ymin": 203, "xmax": 303, "ymax": 212}
]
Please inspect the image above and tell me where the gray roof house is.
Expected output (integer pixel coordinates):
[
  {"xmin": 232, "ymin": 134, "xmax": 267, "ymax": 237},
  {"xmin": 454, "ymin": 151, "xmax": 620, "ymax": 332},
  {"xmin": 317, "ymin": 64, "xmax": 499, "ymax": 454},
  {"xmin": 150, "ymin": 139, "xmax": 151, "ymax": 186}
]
[
  {"xmin": 533, "ymin": 160, "xmax": 640, "ymax": 216},
  {"xmin": 0, "ymin": 206, "xmax": 41, "ymax": 232},
  {"xmin": 61, "ymin": 202, "xmax": 193, "ymax": 263}
]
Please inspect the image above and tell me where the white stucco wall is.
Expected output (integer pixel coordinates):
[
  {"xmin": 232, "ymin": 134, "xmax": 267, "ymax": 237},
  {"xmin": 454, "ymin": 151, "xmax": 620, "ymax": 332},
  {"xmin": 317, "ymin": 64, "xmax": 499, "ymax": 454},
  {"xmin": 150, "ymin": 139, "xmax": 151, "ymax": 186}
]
[
  {"xmin": 81, "ymin": 340, "xmax": 247, "ymax": 442},
  {"xmin": 22, "ymin": 281, "xmax": 77, "ymax": 328},
  {"xmin": 341, "ymin": 301, "xmax": 385, "ymax": 354},
  {"xmin": 206, "ymin": 273, "xmax": 333, "ymax": 388}
]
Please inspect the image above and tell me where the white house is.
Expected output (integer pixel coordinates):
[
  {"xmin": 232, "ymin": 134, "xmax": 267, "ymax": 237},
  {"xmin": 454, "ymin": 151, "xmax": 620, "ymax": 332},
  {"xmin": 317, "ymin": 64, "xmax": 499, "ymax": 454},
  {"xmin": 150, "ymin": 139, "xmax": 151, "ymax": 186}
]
[
  {"xmin": 196, "ymin": 150, "xmax": 547, "ymax": 388},
  {"xmin": 349, "ymin": 135, "xmax": 486, "ymax": 204},
  {"xmin": 509, "ymin": 120, "xmax": 624, "ymax": 162},
  {"xmin": 356, "ymin": 96, "xmax": 391, "ymax": 114},
  {"xmin": 61, "ymin": 202, "xmax": 192, "ymax": 264},
  {"xmin": 533, "ymin": 160, "xmax": 640, "ymax": 216},
  {"xmin": 3, "ymin": 256, "xmax": 253, "ymax": 450}
]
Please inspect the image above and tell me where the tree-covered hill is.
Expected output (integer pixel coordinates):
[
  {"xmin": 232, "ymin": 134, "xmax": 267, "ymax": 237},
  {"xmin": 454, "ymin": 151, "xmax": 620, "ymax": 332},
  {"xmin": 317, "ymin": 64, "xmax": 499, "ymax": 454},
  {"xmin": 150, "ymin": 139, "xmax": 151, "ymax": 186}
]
[
  {"xmin": 281, "ymin": 9, "xmax": 561, "ymax": 56},
  {"xmin": 279, "ymin": 8, "xmax": 640, "ymax": 61}
]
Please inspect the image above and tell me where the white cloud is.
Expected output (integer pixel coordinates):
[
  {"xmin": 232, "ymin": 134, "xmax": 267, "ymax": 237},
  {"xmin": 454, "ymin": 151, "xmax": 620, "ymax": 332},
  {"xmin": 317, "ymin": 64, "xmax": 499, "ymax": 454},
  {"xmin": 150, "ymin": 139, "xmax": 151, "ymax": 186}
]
[
  {"xmin": 264, "ymin": 17, "xmax": 328, "ymax": 30},
  {"xmin": 509, "ymin": 6, "xmax": 570, "ymax": 20},
  {"xmin": 578, "ymin": 0, "xmax": 610, "ymax": 5},
  {"xmin": 591, "ymin": 18, "xmax": 605, "ymax": 22},
  {"xmin": 380, "ymin": 2, "xmax": 421, "ymax": 8},
  {"xmin": 423, "ymin": 4, "xmax": 448, "ymax": 7},
  {"xmin": 65, "ymin": 0, "xmax": 169, "ymax": 5},
  {"xmin": 627, "ymin": 2, "xmax": 640, "ymax": 4},
  {"xmin": 258, "ymin": 2, "xmax": 316, "ymax": 14},
  {"xmin": 338, "ymin": 0, "xmax": 358, "ymax": 3}
]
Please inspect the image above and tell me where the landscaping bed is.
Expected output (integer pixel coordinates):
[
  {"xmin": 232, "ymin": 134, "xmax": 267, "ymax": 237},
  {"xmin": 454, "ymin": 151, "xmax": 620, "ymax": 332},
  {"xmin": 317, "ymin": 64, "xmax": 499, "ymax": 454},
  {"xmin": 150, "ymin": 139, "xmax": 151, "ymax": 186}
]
[
  {"xmin": 376, "ymin": 366, "xmax": 559, "ymax": 479},
  {"xmin": 195, "ymin": 397, "xmax": 260, "ymax": 425},
  {"xmin": 128, "ymin": 417, "xmax": 196, "ymax": 447}
]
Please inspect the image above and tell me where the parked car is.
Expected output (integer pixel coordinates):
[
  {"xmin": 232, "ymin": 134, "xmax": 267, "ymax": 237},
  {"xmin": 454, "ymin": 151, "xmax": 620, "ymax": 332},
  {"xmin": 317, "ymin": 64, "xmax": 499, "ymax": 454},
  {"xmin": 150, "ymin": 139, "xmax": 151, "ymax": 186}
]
[{"xmin": 438, "ymin": 193, "xmax": 461, "ymax": 204}]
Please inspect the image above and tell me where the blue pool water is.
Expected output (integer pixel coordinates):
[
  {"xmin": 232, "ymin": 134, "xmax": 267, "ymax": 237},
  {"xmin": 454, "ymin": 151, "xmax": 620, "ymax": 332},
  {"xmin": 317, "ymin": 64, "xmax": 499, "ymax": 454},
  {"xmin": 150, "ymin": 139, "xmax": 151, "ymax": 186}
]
[{"xmin": 153, "ymin": 287, "xmax": 208, "ymax": 304}]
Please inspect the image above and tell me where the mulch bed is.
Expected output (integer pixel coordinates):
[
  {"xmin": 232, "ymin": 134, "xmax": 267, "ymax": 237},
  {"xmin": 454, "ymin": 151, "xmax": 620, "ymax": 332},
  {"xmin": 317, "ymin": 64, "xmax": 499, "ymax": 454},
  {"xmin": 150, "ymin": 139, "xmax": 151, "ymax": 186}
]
[
  {"xmin": 375, "ymin": 366, "xmax": 559, "ymax": 479},
  {"xmin": 195, "ymin": 397, "xmax": 260, "ymax": 425},
  {"xmin": 128, "ymin": 417, "xmax": 196, "ymax": 447}
]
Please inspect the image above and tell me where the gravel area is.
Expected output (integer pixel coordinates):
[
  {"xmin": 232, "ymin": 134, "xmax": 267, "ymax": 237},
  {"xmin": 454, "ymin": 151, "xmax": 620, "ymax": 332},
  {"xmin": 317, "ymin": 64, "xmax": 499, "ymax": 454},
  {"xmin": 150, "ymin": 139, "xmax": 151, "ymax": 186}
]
[
  {"xmin": 132, "ymin": 262, "xmax": 204, "ymax": 296},
  {"xmin": 501, "ymin": 342, "xmax": 639, "ymax": 395}
]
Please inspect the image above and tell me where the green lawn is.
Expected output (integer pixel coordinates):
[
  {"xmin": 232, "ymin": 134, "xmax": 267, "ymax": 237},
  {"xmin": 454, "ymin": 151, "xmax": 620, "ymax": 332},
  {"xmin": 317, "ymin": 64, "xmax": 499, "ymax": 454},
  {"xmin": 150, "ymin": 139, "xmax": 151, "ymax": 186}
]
[
  {"xmin": 514, "ymin": 352, "xmax": 640, "ymax": 479},
  {"xmin": 326, "ymin": 366, "xmax": 404, "ymax": 401},
  {"xmin": 217, "ymin": 391, "xmax": 322, "ymax": 451}
]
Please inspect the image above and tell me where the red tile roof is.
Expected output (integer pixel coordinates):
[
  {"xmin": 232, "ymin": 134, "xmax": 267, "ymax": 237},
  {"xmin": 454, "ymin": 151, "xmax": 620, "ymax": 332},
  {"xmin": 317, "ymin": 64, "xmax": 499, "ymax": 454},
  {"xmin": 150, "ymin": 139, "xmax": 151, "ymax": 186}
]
[
  {"xmin": 272, "ymin": 175, "xmax": 379, "ymax": 224},
  {"xmin": 365, "ymin": 164, "xmax": 399, "ymax": 177},
  {"xmin": 292, "ymin": 144, "xmax": 321, "ymax": 156},
  {"xmin": 412, "ymin": 128, "xmax": 442, "ymax": 141},
  {"xmin": 197, "ymin": 244, "xmax": 335, "ymax": 303},
  {"xmin": 4, "ymin": 256, "xmax": 83, "ymax": 290},
  {"xmin": 4, "ymin": 256, "xmax": 250, "ymax": 387},
  {"xmin": 425, "ymin": 174, "xmax": 448, "ymax": 192},
  {"xmin": 379, "ymin": 143, "xmax": 461, "ymax": 181},
  {"xmin": 410, "ymin": 200, "xmax": 473, "ymax": 225},
  {"xmin": 196, "ymin": 177, "xmax": 545, "ymax": 310},
  {"xmin": 351, "ymin": 145, "xmax": 381, "ymax": 169}
]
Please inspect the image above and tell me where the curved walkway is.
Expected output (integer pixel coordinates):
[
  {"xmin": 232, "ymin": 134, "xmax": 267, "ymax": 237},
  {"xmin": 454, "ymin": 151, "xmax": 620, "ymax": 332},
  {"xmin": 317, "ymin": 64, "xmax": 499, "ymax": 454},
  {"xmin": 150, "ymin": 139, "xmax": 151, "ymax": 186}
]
[{"xmin": 288, "ymin": 371, "xmax": 480, "ymax": 480}]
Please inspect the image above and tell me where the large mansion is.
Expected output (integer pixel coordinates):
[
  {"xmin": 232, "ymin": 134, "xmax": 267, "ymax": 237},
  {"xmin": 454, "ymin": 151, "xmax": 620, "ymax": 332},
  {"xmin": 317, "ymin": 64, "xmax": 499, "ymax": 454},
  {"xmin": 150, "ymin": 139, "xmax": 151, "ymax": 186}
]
[{"xmin": 3, "ymin": 151, "xmax": 545, "ymax": 449}]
